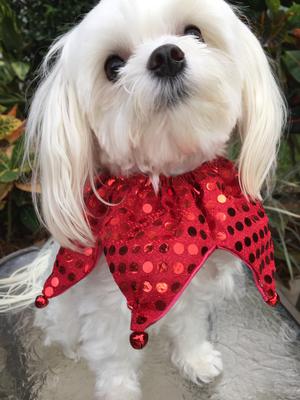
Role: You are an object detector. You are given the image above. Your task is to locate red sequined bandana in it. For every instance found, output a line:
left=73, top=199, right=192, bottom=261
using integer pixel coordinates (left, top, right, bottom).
left=36, top=158, right=279, bottom=349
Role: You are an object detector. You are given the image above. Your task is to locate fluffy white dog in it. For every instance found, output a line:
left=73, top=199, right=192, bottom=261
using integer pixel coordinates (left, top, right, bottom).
left=0, top=0, right=286, bottom=399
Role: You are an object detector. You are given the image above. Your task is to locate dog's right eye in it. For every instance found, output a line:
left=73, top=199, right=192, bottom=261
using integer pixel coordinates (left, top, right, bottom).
left=105, top=55, right=125, bottom=82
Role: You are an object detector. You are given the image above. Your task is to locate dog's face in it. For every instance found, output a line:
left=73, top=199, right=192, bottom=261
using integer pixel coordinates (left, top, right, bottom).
left=66, top=0, right=243, bottom=176
left=26, top=0, right=286, bottom=248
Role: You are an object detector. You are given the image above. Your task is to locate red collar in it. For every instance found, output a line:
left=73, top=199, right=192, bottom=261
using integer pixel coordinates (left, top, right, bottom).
left=36, top=157, right=279, bottom=349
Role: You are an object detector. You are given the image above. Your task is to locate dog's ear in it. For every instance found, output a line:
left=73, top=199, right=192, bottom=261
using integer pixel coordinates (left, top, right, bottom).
left=236, top=19, right=287, bottom=200
left=26, top=33, right=95, bottom=249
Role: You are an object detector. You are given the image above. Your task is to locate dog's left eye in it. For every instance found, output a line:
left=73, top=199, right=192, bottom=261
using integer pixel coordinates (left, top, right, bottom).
left=184, top=25, right=204, bottom=41
left=105, top=55, right=125, bottom=82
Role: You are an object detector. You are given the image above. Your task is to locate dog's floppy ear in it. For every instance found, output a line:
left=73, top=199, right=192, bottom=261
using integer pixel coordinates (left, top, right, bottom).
left=236, top=19, right=287, bottom=200
left=26, top=33, right=95, bottom=249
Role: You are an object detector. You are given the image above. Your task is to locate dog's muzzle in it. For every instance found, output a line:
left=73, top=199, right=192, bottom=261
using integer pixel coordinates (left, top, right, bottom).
left=147, top=44, right=186, bottom=78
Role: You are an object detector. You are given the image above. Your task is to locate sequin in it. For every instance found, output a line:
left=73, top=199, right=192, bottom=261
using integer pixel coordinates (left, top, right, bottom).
left=217, top=194, right=227, bottom=204
left=65, top=254, right=74, bottom=262
left=84, top=264, right=90, bottom=274
left=249, top=254, right=255, bottom=263
left=188, top=227, right=197, bottom=237
left=84, top=248, right=93, bottom=257
left=157, top=262, right=168, bottom=273
left=136, top=316, right=147, bottom=325
left=119, top=246, right=128, bottom=255
left=216, top=232, right=227, bottom=241
left=143, top=261, right=154, bottom=273
left=143, top=203, right=153, bottom=214
left=227, top=226, right=234, bottom=235
left=110, top=217, right=120, bottom=226
left=186, top=212, right=196, bottom=221
left=51, top=277, right=59, bottom=288
left=235, top=242, right=243, bottom=252
left=264, top=275, right=273, bottom=284
left=171, top=282, right=181, bottom=293
left=198, top=215, right=205, bottom=224
left=130, top=263, right=139, bottom=274
left=201, top=247, right=208, bottom=256
left=75, top=260, right=84, bottom=269
left=173, top=262, right=184, bottom=274
left=132, top=245, right=141, bottom=254
left=188, top=264, right=197, bottom=273
left=188, top=244, right=199, bottom=255
left=143, top=281, right=153, bottom=293
left=244, top=237, right=251, bottom=247
left=206, top=182, right=216, bottom=191
left=173, top=243, right=185, bottom=255
left=109, top=263, right=115, bottom=273
left=144, top=243, right=154, bottom=253
left=159, top=243, right=169, bottom=253
left=156, top=282, right=168, bottom=293
left=68, top=273, right=76, bottom=281
left=200, top=230, right=207, bottom=240
left=165, top=222, right=176, bottom=231
left=227, top=208, right=236, bottom=217
left=235, top=222, right=244, bottom=231
left=244, top=218, right=252, bottom=227
left=44, top=287, right=54, bottom=297
left=109, top=245, right=116, bottom=255
left=59, top=266, right=66, bottom=274
left=216, top=212, right=227, bottom=222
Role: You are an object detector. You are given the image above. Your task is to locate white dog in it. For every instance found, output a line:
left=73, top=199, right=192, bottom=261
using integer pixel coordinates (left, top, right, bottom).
left=0, top=0, right=286, bottom=399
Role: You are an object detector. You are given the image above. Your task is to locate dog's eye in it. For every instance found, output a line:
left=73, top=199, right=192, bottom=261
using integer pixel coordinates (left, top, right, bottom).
left=184, top=25, right=203, bottom=41
left=105, top=55, right=125, bottom=82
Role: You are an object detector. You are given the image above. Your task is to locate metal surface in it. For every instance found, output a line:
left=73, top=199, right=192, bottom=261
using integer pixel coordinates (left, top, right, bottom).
left=0, top=249, right=299, bottom=400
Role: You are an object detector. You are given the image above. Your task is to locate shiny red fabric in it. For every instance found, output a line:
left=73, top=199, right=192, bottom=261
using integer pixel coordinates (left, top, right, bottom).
left=37, top=158, right=278, bottom=347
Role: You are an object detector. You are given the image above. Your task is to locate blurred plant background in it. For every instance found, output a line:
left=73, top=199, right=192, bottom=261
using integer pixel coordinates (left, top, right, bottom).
left=0, top=0, right=299, bottom=286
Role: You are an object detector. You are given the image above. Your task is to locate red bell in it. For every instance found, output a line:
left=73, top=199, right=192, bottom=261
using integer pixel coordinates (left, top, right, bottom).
left=130, top=331, right=149, bottom=350
left=267, top=293, right=280, bottom=307
left=35, top=295, right=49, bottom=309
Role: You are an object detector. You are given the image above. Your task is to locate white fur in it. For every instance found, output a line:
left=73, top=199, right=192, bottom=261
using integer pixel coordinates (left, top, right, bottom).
left=0, top=0, right=286, bottom=399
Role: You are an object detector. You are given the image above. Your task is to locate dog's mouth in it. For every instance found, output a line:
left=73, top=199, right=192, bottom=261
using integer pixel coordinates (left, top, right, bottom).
left=155, top=77, right=189, bottom=109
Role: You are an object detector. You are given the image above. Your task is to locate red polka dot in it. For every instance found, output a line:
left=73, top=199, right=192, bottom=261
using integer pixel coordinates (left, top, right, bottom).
left=84, top=248, right=93, bottom=256
left=51, top=277, right=59, bottom=288
left=188, top=244, right=199, bottom=255
left=44, top=286, right=54, bottom=297
left=143, top=203, right=153, bottom=214
left=143, top=261, right=154, bottom=273
left=173, top=262, right=184, bottom=274
left=173, top=243, right=184, bottom=255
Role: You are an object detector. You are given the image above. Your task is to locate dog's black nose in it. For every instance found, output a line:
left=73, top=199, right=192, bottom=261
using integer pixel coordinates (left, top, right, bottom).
left=147, top=44, right=185, bottom=78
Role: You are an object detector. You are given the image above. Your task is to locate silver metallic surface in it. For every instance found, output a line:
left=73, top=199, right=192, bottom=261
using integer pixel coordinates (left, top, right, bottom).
left=0, top=249, right=299, bottom=400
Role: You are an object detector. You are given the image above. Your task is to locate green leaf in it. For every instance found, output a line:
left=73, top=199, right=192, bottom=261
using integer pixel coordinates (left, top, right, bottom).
left=266, top=0, right=281, bottom=14
left=288, top=3, right=300, bottom=29
left=282, top=50, right=300, bottom=83
left=0, top=60, right=14, bottom=84
left=10, top=137, right=24, bottom=169
left=0, top=152, right=10, bottom=172
left=11, top=62, right=30, bottom=81
left=20, top=206, right=40, bottom=233
left=0, top=169, right=19, bottom=183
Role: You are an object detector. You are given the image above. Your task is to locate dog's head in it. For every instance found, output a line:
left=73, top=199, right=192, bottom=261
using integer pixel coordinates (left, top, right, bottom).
left=26, top=0, right=286, bottom=247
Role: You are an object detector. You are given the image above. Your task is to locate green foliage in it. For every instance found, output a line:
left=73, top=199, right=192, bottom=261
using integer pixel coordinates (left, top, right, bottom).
left=0, top=107, right=40, bottom=244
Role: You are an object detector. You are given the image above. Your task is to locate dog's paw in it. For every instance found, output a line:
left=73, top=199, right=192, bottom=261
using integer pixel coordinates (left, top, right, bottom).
left=172, top=341, right=223, bottom=385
